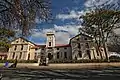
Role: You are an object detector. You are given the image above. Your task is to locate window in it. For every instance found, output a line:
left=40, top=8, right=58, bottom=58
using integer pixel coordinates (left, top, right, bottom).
left=34, top=53, right=37, bottom=60
left=48, top=47, right=52, bottom=49
left=29, top=47, right=31, bottom=51
left=4, top=56, right=7, bottom=60
left=97, top=52, right=99, bottom=56
left=0, top=56, right=2, bottom=60
left=57, top=52, right=59, bottom=59
left=78, top=43, right=81, bottom=49
left=77, top=38, right=79, bottom=41
left=42, top=48, right=44, bottom=50
left=12, top=52, right=15, bottom=59
left=49, top=42, right=51, bottom=46
left=64, top=52, right=67, bottom=59
left=85, top=43, right=89, bottom=48
left=48, top=53, right=53, bottom=60
left=84, top=38, right=87, bottom=40
left=57, top=48, right=59, bottom=50
left=19, top=52, right=22, bottom=59
left=21, top=45, right=23, bottom=50
left=86, top=50, right=91, bottom=59
left=14, top=45, right=17, bottom=50
left=64, top=47, right=67, bottom=49
left=16, top=40, right=18, bottom=43
left=28, top=53, right=30, bottom=60
left=35, top=48, right=38, bottom=51
left=78, top=51, right=82, bottom=58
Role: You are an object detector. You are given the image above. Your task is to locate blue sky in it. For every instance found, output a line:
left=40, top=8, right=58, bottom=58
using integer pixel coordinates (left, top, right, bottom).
left=28, top=0, right=120, bottom=45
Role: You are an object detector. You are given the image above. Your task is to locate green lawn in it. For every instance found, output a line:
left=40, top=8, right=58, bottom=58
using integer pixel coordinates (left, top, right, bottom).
left=0, top=63, right=4, bottom=67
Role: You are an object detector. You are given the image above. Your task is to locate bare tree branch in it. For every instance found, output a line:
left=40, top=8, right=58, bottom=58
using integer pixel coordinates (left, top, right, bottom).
left=0, top=0, right=51, bottom=36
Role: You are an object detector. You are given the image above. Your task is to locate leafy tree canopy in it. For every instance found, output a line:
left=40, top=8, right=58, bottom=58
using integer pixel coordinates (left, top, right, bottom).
left=0, top=28, right=15, bottom=52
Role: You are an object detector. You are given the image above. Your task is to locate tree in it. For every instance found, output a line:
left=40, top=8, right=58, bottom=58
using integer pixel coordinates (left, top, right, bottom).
left=0, top=28, right=15, bottom=52
left=80, top=9, right=120, bottom=61
left=0, top=0, right=51, bottom=36
left=108, top=31, right=120, bottom=53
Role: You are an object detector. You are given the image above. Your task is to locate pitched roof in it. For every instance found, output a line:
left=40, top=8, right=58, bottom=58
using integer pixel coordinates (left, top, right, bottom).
left=55, top=44, right=70, bottom=47
left=31, top=45, right=46, bottom=49
left=0, top=52, right=7, bottom=56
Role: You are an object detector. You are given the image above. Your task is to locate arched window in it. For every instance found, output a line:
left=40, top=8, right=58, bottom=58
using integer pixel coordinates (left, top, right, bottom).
left=12, top=52, right=15, bottom=59
left=64, top=52, right=67, bottom=59
left=78, top=51, right=82, bottom=58
left=86, top=50, right=91, bottom=59
left=21, top=45, right=23, bottom=50
left=78, top=43, right=81, bottom=49
left=14, top=45, right=17, bottom=50
left=34, top=53, right=37, bottom=60
left=28, top=53, right=30, bottom=60
left=49, top=42, right=51, bottom=46
left=19, top=52, right=22, bottom=59
left=57, top=52, right=59, bottom=59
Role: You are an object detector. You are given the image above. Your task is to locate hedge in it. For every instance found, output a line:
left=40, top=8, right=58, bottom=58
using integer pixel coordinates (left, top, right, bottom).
left=49, top=59, right=120, bottom=63
left=0, top=59, right=120, bottom=63
left=0, top=60, right=38, bottom=63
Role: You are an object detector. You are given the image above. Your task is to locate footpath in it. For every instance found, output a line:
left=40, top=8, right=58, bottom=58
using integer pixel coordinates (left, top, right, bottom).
left=1, top=63, right=120, bottom=69
left=14, top=63, right=120, bottom=69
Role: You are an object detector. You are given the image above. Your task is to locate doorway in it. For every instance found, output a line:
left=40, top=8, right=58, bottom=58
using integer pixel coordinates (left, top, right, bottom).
left=48, top=53, right=53, bottom=60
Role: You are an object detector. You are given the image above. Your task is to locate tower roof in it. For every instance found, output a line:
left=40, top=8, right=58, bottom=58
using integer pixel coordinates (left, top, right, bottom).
left=46, top=32, right=54, bottom=35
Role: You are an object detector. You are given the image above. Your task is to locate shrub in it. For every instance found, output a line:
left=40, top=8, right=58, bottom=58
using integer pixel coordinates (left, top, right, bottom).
left=0, top=59, right=120, bottom=63
left=0, top=60, right=37, bottom=63
left=48, top=59, right=120, bottom=63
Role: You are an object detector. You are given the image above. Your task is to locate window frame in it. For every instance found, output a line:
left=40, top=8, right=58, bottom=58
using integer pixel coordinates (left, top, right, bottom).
left=49, top=42, right=51, bottom=46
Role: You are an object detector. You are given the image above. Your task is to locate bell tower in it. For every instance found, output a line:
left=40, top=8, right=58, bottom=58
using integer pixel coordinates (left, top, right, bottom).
left=46, top=32, right=55, bottom=47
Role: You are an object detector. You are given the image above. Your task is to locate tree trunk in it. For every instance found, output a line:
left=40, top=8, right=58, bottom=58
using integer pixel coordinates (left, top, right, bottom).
left=103, top=41, right=109, bottom=62
left=95, top=40, right=103, bottom=60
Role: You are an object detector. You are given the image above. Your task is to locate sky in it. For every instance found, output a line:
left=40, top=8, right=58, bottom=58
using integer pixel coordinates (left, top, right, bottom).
left=28, top=0, right=120, bottom=45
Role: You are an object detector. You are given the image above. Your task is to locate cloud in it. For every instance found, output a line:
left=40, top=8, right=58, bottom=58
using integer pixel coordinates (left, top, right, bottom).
left=54, top=24, right=80, bottom=35
left=84, top=0, right=120, bottom=9
left=56, top=10, right=85, bottom=21
left=31, top=24, right=81, bottom=44
left=55, top=32, right=70, bottom=44
left=84, top=0, right=109, bottom=8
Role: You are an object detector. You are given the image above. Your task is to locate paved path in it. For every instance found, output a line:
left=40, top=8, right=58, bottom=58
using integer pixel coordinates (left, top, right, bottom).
left=1, top=63, right=120, bottom=69
left=16, top=63, right=120, bottom=69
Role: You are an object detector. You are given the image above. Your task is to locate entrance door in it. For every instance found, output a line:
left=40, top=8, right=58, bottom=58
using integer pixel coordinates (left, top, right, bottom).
left=48, top=53, right=53, bottom=60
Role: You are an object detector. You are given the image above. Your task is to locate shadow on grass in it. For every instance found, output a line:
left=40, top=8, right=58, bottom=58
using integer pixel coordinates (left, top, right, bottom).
left=1, top=68, right=120, bottom=80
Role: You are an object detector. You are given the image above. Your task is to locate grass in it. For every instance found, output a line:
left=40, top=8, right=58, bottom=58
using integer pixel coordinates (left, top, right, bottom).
left=0, top=63, right=4, bottom=67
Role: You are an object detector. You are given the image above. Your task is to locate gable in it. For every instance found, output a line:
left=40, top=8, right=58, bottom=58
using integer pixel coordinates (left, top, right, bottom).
left=70, top=33, right=93, bottom=43
left=11, top=37, right=36, bottom=46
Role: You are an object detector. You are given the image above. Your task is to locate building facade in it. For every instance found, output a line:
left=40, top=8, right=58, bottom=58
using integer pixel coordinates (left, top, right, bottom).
left=7, top=32, right=72, bottom=62
left=43, top=32, right=72, bottom=62
left=70, top=33, right=107, bottom=60
left=0, top=52, right=7, bottom=60
left=7, top=32, right=108, bottom=62
left=7, top=37, right=37, bottom=60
